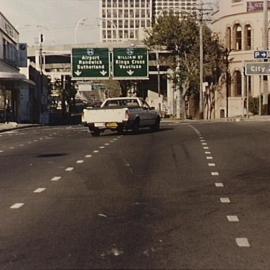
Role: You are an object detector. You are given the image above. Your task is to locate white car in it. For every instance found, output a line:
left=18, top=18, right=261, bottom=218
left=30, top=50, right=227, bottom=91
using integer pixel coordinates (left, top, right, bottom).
left=82, top=97, right=161, bottom=136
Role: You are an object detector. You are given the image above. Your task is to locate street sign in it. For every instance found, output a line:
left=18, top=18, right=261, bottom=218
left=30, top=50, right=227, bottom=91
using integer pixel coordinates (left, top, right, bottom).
left=112, top=47, right=149, bottom=80
left=254, top=50, right=270, bottom=59
left=72, top=48, right=110, bottom=80
left=245, top=62, right=270, bottom=75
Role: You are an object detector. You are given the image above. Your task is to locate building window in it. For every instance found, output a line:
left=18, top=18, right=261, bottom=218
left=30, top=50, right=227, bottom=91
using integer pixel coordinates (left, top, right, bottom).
left=234, top=24, right=242, bottom=50
left=245, top=25, right=252, bottom=50
left=234, top=70, right=242, bottom=96
left=226, top=27, right=231, bottom=50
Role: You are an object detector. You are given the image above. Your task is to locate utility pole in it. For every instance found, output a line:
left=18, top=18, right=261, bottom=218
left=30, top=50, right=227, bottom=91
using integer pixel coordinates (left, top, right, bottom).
left=156, top=50, right=161, bottom=113
left=263, top=0, right=269, bottom=114
left=39, top=33, right=44, bottom=121
left=197, top=1, right=212, bottom=119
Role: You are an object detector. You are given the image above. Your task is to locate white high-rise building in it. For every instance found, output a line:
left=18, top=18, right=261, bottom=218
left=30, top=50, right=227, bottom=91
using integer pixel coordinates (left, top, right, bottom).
left=100, top=0, right=152, bottom=43
left=153, top=0, right=199, bottom=18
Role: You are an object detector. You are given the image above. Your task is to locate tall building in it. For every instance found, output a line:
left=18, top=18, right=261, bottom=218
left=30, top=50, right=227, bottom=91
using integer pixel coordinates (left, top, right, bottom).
left=153, top=0, right=199, bottom=18
left=100, top=0, right=152, bottom=43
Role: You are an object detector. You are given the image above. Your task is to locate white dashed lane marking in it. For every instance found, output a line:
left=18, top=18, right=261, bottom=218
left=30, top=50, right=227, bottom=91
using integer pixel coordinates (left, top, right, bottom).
left=208, top=163, right=216, bottom=167
left=10, top=203, right=24, bottom=209
left=202, top=143, right=207, bottom=146
left=206, top=156, right=213, bottom=160
left=51, top=176, right=62, bottom=182
left=203, top=146, right=209, bottom=150
left=205, top=151, right=211, bottom=155
left=105, top=143, right=110, bottom=146
left=85, top=154, right=92, bottom=158
left=0, top=150, right=3, bottom=153
left=220, top=197, right=231, bottom=203
left=99, top=146, right=105, bottom=149
left=76, top=160, right=84, bottom=164
left=236, top=238, right=250, bottom=248
left=65, top=167, right=74, bottom=172
left=34, top=188, right=46, bottom=193
left=227, top=215, right=239, bottom=222
left=211, top=172, right=219, bottom=176
left=93, top=150, right=99, bottom=153
left=215, top=182, right=224, bottom=187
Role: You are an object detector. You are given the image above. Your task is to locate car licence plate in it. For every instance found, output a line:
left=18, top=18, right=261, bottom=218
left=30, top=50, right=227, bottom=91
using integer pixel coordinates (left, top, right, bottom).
left=106, top=122, right=118, bottom=129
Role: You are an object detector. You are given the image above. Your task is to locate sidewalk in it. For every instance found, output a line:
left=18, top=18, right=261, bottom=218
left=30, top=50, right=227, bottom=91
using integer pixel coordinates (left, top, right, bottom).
left=0, top=122, right=41, bottom=133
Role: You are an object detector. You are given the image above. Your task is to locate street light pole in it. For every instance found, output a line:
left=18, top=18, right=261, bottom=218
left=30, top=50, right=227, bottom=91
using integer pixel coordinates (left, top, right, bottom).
left=262, top=0, right=269, bottom=114
left=199, top=13, right=204, bottom=119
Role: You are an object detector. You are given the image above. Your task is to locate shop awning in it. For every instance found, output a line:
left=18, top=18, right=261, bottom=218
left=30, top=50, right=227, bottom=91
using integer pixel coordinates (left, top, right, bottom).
left=0, top=72, right=36, bottom=86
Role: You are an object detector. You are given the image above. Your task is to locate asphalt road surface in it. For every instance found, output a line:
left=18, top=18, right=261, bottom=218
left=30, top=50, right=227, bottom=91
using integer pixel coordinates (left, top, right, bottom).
left=1, top=121, right=270, bottom=270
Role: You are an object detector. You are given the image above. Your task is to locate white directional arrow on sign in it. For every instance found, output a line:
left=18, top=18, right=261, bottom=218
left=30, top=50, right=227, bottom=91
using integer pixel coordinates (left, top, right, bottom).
left=74, top=70, right=82, bottom=76
left=127, top=70, right=134, bottom=76
left=100, top=70, right=107, bottom=76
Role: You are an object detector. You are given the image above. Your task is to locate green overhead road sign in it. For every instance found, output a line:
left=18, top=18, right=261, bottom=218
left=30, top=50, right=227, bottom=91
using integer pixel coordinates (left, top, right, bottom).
left=112, top=48, right=149, bottom=80
left=245, top=62, right=270, bottom=75
left=72, top=48, right=110, bottom=80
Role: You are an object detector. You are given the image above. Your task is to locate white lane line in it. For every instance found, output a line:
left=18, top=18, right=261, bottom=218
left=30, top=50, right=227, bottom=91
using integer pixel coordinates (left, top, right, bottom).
left=76, top=160, right=84, bottom=164
left=205, top=151, right=211, bottom=155
left=203, top=146, right=209, bottom=150
left=208, top=163, right=216, bottom=167
left=51, top=176, right=62, bottom=182
left=227, top=215, right=239, bottom=222
left=10, top=203, right=24, bottom=209
left=85, top=154, right=92, bottom=158
left=211, top=172, right=219, bottom=176
left=236, top=238, right=250, bottom=248
left=206, top=156, right=213, bottom=160
left=105, top=143, right=110, bottom=146
left=220, top=197, right=231, bottom=203
left=34, top=188, right=46, bottom=193
left=99, top=146, right=105, bottom=149
left=215, top=182, right=224, bottom=187
left=93, top=150, right=99, bottom=153
left=65, top=167, right=74, bottom=172
left=202, top=143, right=207, bottom=146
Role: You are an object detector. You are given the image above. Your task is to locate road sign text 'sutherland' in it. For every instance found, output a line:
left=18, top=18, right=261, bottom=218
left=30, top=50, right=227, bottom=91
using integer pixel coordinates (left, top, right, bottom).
left=112, top=48, right=149, bottom=80
left=72, top=48, right=110, bottom=80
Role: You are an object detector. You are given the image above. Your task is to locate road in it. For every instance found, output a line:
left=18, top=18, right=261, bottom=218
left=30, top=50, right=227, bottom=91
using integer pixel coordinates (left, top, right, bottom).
left=0, top=121, right=270, bottom=269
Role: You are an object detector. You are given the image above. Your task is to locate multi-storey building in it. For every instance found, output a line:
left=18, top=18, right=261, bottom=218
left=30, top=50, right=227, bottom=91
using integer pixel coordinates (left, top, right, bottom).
left=100, top=0, right=152, bottom=42
left=153, top=0, right=199, bottom=18
left=212, top=0, right=270, bottom=118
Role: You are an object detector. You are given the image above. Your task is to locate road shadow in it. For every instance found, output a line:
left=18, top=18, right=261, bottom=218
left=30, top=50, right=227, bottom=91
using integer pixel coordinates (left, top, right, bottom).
left=99, top=127, right=174, bottom=137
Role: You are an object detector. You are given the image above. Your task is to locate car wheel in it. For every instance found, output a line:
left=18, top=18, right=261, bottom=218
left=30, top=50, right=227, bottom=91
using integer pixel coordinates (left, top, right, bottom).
left=132, top=118, right=140, bottom=134
left=151, top=117, right=160, bottom=131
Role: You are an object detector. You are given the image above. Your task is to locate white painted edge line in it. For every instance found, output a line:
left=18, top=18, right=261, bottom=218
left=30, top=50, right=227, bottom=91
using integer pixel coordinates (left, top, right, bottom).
left=208, top=163, right=216, bottom=167
left=10, top=203, right=24, bottom=209
left=51, top=176, right=62, bottom=181
left=215, top=182, right=224, bottom=187
left=76, top=160, right=84, bottom=164
left=206, top=156, right=213, bottom=160
left=203, top=146, right=209, bottom=150
left=211, top=172, right=219, bottom=176
left=85, top=154, right=92, bottom=158
left=93, top=150, right=99, bottom=153
left=236, top=238, right=250, bottom=248
left=65, top=167, right=74, bottom=172
left=220, top=197, right=231, bottom=203
left=34, top=188, right=46, bottom=193
left=227, top=215, right=239, bottom=222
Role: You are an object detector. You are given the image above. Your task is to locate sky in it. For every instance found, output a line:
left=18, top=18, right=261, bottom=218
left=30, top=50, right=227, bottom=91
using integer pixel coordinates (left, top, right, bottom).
left=1, top=0, right=100, bottom=45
